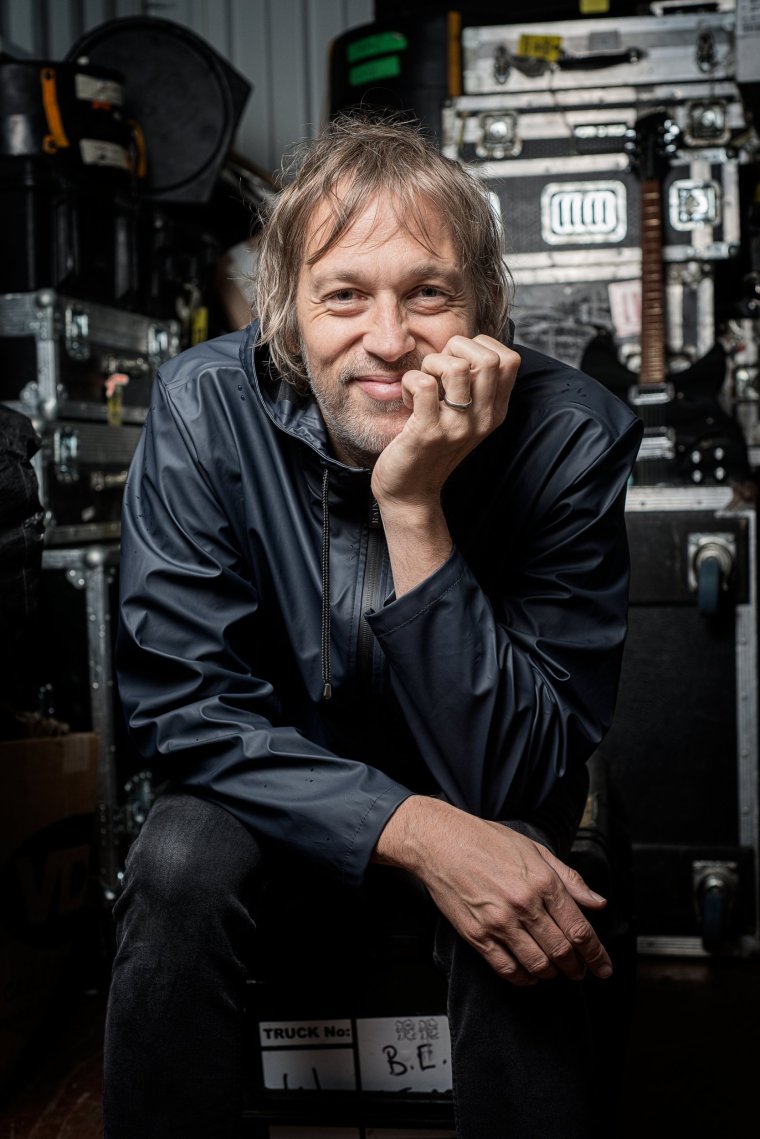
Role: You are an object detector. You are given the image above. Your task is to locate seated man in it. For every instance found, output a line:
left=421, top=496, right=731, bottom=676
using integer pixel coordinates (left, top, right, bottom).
left=104, top=114, right=643, bottom=1139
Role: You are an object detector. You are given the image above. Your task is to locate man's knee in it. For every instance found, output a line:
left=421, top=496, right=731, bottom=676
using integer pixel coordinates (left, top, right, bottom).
left=117, top=789, right=263, bottom=919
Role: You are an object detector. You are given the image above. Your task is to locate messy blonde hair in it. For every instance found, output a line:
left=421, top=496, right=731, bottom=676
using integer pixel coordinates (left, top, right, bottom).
left=254, top=113, right=511, bottom=387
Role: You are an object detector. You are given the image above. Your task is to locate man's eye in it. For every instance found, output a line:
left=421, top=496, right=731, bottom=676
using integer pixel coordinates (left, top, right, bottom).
left=327, top=290, right=359, bottom=303
left=414, top=286, right=446, bottom=300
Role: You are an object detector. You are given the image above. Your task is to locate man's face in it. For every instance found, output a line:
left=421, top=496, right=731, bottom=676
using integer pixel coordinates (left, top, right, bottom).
left=295, top=193, right=477, bottom=467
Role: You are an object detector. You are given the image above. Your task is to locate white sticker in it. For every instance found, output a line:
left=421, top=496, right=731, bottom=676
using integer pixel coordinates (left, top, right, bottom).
left=79, top=139, right=130, bottom=170
left=737, top=0, right=760, bottom=81
left=738, top=0, right=760, bottom=33
left=261, top=1047, right=356, bottom=1092
left=356, top=1016, right=452, bottom=1094
left=608, top=279, right=641, bottom=339
left=74, top=73, right=124, bottom=104
left=259, top=1019, right=354, bottom=1048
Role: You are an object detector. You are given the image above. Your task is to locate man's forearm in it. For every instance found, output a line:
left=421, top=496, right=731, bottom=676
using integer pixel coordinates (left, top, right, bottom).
left=377, top=500, right=453, bottom=598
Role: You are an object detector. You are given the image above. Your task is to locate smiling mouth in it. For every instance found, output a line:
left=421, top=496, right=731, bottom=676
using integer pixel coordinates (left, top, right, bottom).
left=353, top=375, right=405, bottom=402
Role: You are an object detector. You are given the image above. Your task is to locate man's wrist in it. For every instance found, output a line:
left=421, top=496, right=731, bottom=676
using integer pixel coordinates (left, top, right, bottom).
left=375, top=499, right=453, bottom=598
left=372, top=794, right=456, bottom=875
left=375, top=492, right=448, bottom=532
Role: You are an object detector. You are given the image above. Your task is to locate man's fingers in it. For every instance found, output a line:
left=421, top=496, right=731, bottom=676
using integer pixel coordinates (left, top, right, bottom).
left=421, top=335, right=515, bottom=416
left=563, top=915, right=613, bottom=978
left=499, top=934, right=561, bottom=981
left=419, top=351, right=474, bottom=410
left=490, top=853, right=613, bottom=981
left=472, top=332, right=517, bottom=357
left=541, top=846, right=609, bottom=910
left=399, top=371, right=443, bottom=420
left=492, top=909, right=610, bottom=982
left=489, top=908, right=587, bottom=981
left=477, top=939, right=541, bottom=987
left=539, top=890, right=614, bottom=979
left=463, top=333, right=519, bottom=410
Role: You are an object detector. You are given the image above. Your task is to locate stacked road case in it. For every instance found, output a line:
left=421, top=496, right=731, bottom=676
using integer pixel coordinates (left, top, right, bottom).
left=596, top=485, right=758, bottom=957
left=0, top=289, right=180, bottom=897
left=442, top=2, right=760, bottom=957
left=0, top=289, right=179, bottom=546
left=443, top=3, right=760, bottom=472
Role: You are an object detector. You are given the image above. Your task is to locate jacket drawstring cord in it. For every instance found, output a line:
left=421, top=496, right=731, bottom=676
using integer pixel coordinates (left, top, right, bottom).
left=320, top=466, right=332, bottom=700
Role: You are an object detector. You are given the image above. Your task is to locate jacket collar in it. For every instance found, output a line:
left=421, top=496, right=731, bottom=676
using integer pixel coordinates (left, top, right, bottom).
left=241, top=320, right=367, bottom=473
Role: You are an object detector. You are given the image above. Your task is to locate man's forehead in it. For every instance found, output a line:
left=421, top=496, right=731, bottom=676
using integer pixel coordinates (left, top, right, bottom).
left=302, top=189, right=457, bottom=261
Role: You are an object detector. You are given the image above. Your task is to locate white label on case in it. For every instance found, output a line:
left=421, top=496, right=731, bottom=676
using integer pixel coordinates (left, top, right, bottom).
left=356, top=1016, right=452, bottom=1093
left=261, top=1047, right=356, bottom=1092
left=74, top=73, right=124, bottom=104
left=79, top=138, right=130, bottom=170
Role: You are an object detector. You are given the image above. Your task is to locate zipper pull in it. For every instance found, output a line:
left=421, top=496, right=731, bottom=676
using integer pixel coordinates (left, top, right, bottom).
left=369, top=498, right=382, bottom=529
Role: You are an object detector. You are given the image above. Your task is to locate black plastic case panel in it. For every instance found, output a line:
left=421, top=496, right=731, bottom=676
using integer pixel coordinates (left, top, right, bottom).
left=596, top=488, right=759, bottom=956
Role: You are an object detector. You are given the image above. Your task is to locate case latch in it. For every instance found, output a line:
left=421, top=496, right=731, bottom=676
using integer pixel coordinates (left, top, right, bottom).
left=64, top=304, right=90, bottom=361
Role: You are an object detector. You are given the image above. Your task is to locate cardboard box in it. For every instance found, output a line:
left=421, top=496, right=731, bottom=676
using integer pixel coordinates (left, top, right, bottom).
left=0, top=732, right=98, bottom=1088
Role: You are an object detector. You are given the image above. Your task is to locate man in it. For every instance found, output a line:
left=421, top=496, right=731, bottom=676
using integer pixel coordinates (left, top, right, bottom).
left=104, top=115, right=643, bottom=1138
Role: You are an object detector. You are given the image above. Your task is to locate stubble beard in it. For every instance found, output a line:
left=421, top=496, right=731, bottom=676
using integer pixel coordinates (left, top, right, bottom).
left=300, top=341, right=423, bottom=468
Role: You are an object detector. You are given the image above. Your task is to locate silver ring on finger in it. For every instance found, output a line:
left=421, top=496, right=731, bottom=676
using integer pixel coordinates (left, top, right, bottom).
left=443, top=394, right=473, bottom=410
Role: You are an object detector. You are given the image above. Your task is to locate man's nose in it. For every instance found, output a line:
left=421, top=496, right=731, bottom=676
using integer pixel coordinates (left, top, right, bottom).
left=363, top=300, right=415, bottom=361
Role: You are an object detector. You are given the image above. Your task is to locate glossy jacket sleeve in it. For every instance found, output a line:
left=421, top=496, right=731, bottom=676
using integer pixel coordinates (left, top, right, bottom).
left=365, top=408, right=642, bottom=821
left=117, top=377, right=412, bottom=885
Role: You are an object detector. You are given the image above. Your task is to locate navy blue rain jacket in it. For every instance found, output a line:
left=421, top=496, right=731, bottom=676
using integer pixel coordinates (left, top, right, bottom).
left=117, top=322, right=643, bottom=884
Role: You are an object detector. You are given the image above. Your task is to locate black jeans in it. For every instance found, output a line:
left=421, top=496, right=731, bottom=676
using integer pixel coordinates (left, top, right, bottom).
left=103, top=791, right=607, bottom=1139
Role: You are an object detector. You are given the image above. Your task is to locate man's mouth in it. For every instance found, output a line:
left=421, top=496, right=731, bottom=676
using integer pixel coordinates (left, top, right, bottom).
left=353, top=375, right=405, bottom=402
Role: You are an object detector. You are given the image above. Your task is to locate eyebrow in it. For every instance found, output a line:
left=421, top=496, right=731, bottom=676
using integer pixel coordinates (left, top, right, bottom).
left=309, top=262, right=466, bottom=290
